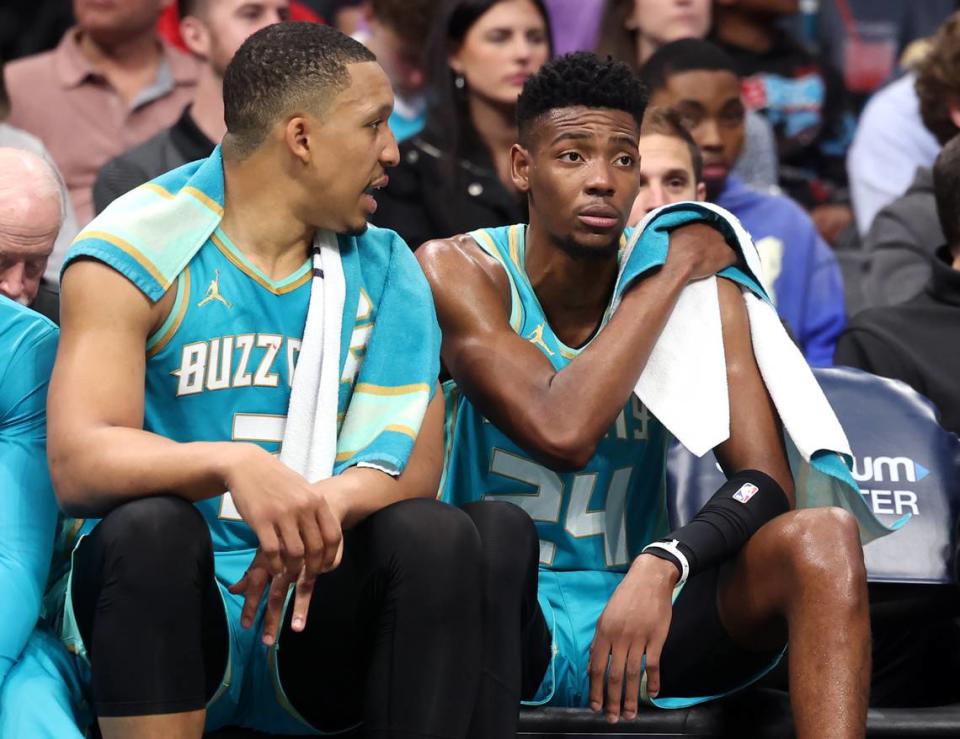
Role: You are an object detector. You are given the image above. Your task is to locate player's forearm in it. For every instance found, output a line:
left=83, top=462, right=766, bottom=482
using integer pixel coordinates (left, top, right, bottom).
left=49, top=427, right=241, bottom=516
left=527, top=262, right=690, bottom=465
left=327, top=465, right=434, bottom=529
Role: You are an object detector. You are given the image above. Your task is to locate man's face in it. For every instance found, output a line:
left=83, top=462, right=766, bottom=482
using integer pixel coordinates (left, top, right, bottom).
left=0, top=195, right=60, bottom=306
left=629, top=132, right=705, bottom=225
left=73, top=0, right=168, bottom=44
left=367, top=19, right=425, bottom=100
left=184, top=0, right=290, bottom=77
left=647, top=69, right=745, bottom=197
left=298, top=61, right=400, bottom=235
left=515, top=106, right=642, bottom=258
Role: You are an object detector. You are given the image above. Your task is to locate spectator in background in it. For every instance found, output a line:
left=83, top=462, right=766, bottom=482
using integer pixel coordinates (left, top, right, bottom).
left=0, top=148, right=66, bottom=325
left=156, top=0, right=318, bottom=50
left=836, top=135, right=960, bottom=436
left=304, top=0, right=370, bottom=33
left=542, top=0, right=606, bottom=55
left=0, top=64, right=77, bottom=282
left=355, top=0, right=439, bottom=143
left=3, top=0, right=199, bottom=226
left=628, top=106, right=705, bottom=224
left=642, top=39, right=846, bottom=367
left=372, top=0, right=551, bottom=250
left=597, top=0, right=778, bottom=190
left=814, top=0, right=951, bottom=113
left=846, top=52, right=940, bottom=237
left=859, top=14, right=960, bottom=309
left=713, top=0, right=856, bottom=246
left=94, top=0, right=290, bottom=213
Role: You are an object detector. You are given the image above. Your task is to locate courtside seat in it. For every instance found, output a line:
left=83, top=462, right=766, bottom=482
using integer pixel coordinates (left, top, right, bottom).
left=516, top=704, right=724, bottom=737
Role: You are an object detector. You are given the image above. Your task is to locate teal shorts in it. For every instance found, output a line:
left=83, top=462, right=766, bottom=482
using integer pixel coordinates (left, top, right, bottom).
left=527, top=567, right=785, bottom=709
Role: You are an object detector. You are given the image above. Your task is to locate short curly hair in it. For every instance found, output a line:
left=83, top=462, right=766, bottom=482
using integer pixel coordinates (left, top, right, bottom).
left=916, top=11, right=960, bottom=145
left=516, top=52, right=647, bottom=145
left=223, top=22, right=375, bottom=157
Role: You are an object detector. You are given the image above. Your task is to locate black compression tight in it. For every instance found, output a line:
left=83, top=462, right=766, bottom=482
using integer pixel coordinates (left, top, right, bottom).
left=71, top=495, right=546, bottom=738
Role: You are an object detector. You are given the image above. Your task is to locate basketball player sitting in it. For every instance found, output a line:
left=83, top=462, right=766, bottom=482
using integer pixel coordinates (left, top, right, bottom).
left=420, top=52, right=870, bottom=738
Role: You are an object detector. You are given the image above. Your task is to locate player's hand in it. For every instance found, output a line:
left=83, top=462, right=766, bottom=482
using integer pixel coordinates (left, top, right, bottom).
left=228, top=551, right=315, bottom=645
left=222, top=444, right=343, bottom=579
left=588, top=554, right=678, bottom=723
left=665, top=223, right=737, bottom=282
left=228, top=480, right=347, bottom=645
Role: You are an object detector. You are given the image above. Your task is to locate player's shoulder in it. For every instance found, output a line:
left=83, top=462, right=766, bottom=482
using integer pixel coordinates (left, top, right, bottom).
left=416, top=232, right=506, bottom=291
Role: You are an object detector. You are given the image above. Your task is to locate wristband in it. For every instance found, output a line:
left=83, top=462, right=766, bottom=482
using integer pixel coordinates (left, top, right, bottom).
left=641, top=538, right=690, bottom=588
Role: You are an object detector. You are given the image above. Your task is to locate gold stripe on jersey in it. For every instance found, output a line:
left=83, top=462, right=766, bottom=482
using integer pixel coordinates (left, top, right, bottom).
left=211, top=233, right=312, bottom=295
left=78, top=230, right=170, bottom=290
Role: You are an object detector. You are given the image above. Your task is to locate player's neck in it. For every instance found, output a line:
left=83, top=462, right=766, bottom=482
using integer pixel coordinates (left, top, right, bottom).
left=951, top=243, right=960, bottom=270
left=220, top=153, right=313, bottom=279
left=525, top=221, right=618, bottom=339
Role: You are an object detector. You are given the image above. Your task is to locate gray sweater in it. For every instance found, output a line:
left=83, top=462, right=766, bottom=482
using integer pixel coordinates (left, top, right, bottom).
left=862, top=167, right=943, bottom=308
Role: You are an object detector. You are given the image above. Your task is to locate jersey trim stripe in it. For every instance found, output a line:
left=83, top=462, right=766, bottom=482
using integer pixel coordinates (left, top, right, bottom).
left=210, top=233, right=312, bottom=295
left=146, top=267, right=191, bottom=358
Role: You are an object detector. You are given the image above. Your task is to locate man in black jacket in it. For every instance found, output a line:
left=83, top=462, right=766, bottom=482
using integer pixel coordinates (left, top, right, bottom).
left=836, top=134, right=960, bottom=436
left=93, top=0, right=289, bottom=213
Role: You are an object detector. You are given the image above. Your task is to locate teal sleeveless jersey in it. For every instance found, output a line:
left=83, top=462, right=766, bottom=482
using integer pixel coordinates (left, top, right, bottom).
left=77, top=227, right=323, bottom=554
left=439, top=224, right=672, bottom=572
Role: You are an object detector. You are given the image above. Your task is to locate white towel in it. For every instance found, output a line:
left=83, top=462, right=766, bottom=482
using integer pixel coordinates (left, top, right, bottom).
left=624, top=202, right=852, bottom=464
left=279, top=230, right=344, bottom=482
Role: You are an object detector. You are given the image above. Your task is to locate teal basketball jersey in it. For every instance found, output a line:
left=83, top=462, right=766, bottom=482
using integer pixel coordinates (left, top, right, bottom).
left=440, top=224, right=672, bottom=572
left=75, top=227, right=317, bottom=554
left=71, top=223, right=390, bottom=569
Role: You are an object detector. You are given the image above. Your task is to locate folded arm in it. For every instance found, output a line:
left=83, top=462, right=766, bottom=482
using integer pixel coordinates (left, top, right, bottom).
left=418, top=225, right=735, bottom=471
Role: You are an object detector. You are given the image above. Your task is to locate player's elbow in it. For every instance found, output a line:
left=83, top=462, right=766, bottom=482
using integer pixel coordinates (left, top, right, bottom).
left=534, top=427, right=598, bottom=472
left=48, top=442, right=100, bottom=517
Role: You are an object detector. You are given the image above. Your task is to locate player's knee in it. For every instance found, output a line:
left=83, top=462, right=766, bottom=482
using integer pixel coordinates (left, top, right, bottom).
left=461, top=500, right=539, bottom=580
left=95, top=495, right=211, bottom=576
left=378, top=498, right=482, bottom=570
left=782, top=507, right=866, bottom=595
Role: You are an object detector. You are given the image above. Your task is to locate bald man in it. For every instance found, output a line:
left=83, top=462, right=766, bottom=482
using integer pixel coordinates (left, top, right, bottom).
left=0, top=148, right=65, bottom=324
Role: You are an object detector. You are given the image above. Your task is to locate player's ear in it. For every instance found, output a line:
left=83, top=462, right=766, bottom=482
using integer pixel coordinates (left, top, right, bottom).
left=695, top=181, right=707, bottom=201
left=284, top=116, right=312, bottom=164
left=511, top=143, right=532, bottom=193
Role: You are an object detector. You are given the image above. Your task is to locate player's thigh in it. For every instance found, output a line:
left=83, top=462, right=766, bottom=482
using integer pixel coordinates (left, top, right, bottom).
left=0, top=628, right=91, bottom=739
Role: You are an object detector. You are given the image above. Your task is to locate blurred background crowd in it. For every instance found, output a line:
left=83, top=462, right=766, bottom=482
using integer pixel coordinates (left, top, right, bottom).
left=1, top=0, right=959, bottom=434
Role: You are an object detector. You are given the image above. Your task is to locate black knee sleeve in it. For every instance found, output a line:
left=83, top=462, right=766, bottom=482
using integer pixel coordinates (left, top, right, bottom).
left=72, top=496, right=227, bottom=716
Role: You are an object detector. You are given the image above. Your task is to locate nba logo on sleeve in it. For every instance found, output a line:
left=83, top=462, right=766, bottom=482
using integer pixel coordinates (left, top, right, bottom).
left=733, top=483, right=759, bottom=504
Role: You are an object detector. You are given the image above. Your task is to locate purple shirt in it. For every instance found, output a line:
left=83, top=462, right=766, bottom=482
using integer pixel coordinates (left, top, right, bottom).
left=544, top=0, right=605, bottom=55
